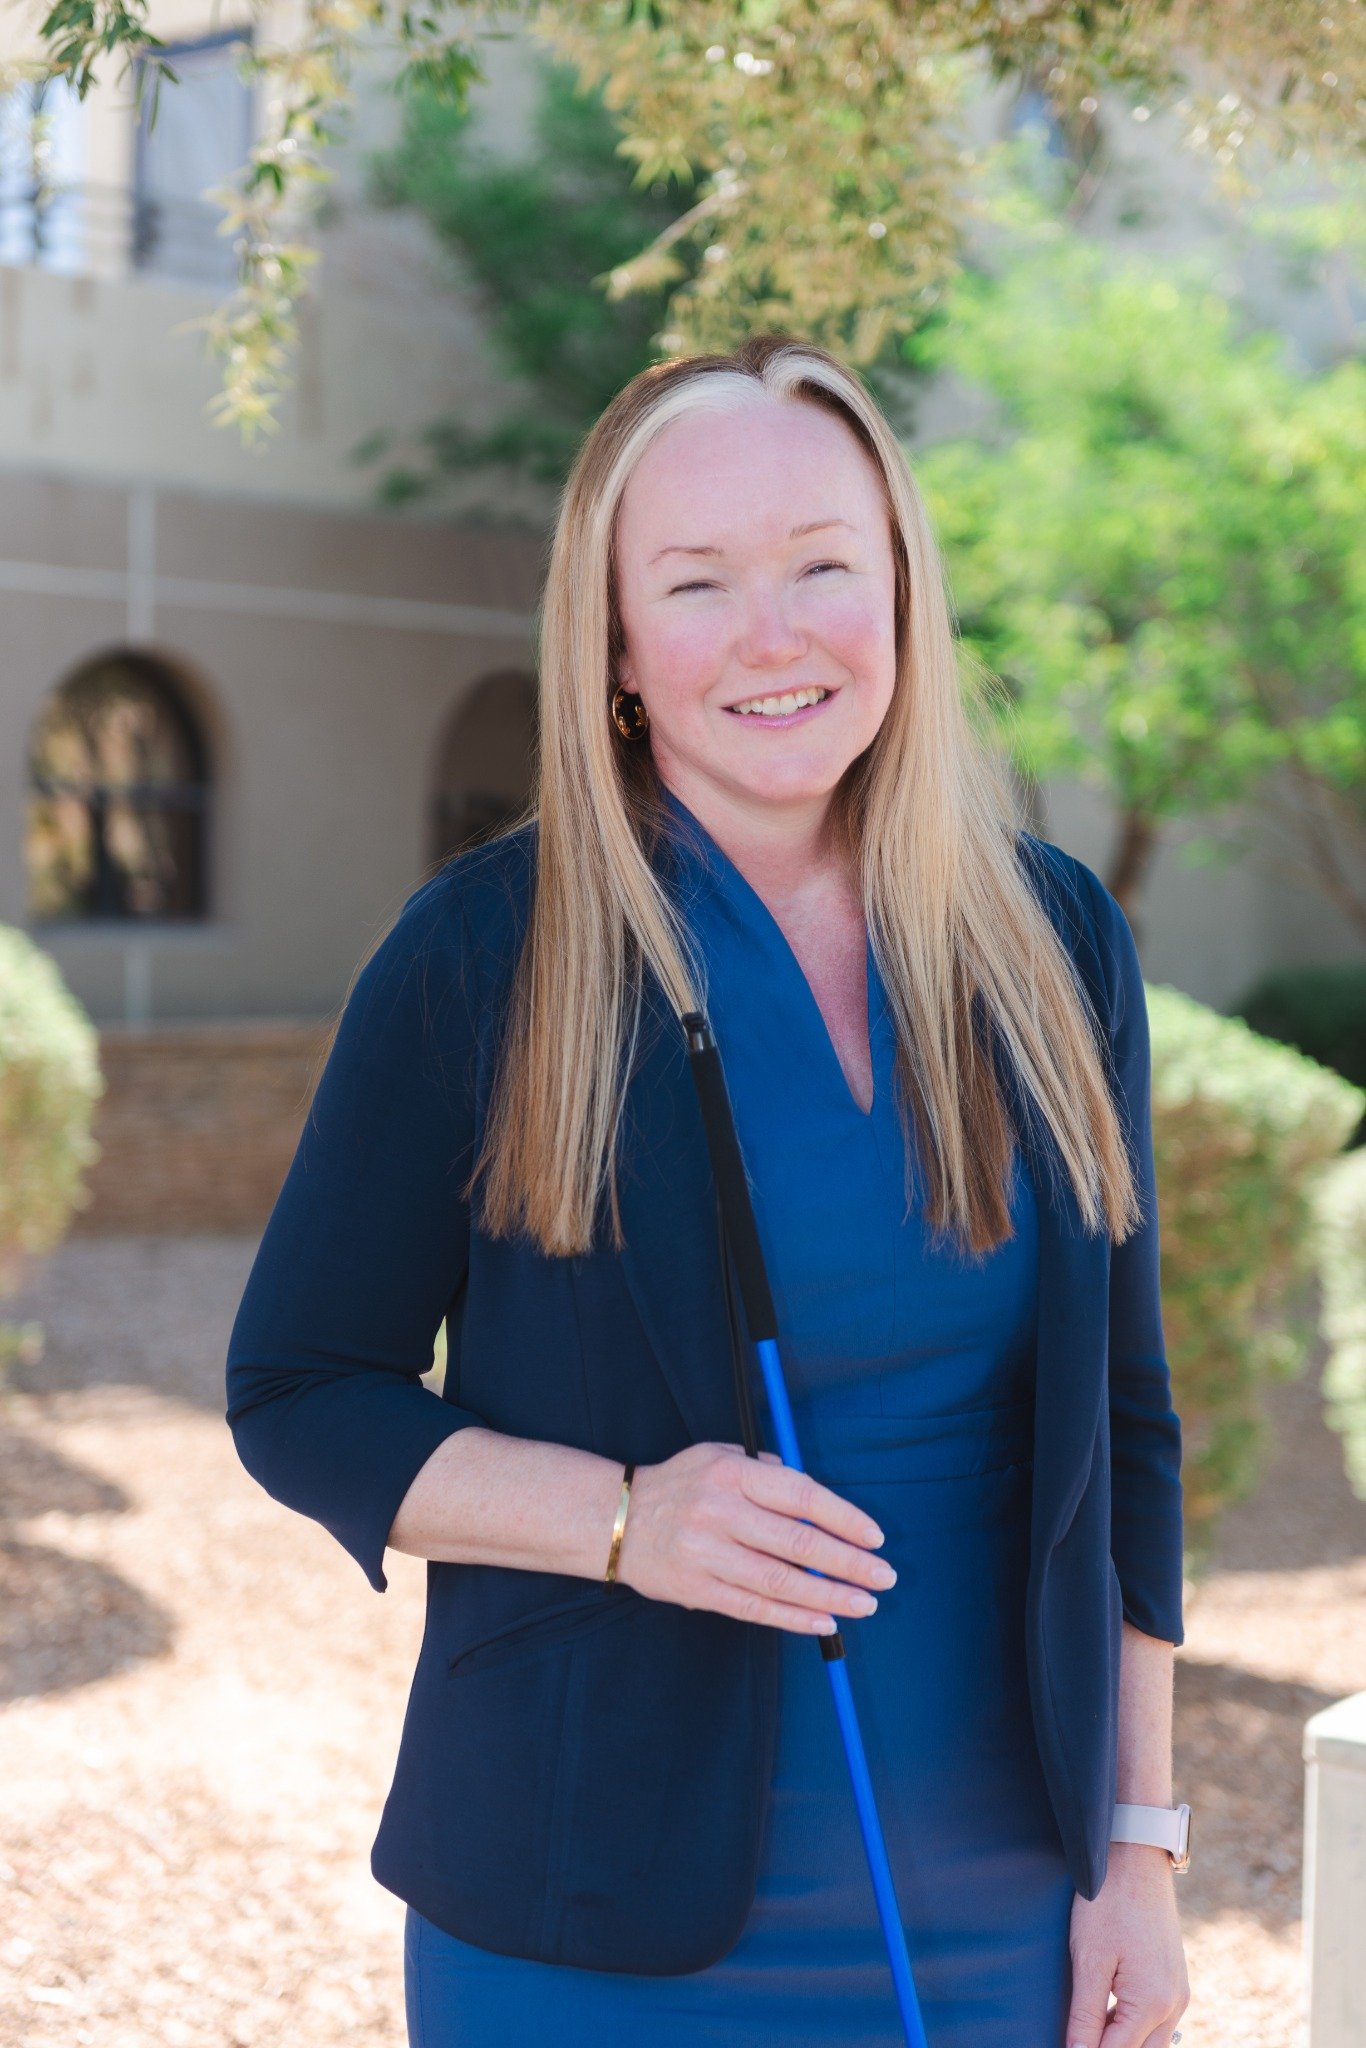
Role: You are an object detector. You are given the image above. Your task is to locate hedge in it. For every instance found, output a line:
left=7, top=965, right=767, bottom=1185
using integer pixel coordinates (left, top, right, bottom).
left=1147, top=982, right=1366, bottom=1562
left=1311, top=1147, right=1366, bottom=1502
left=0, top=925, right=103, bottom=1296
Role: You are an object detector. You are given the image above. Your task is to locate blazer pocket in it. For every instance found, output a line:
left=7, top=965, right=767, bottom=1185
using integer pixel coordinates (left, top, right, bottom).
left=448, top=1581, right=644, bottom=1679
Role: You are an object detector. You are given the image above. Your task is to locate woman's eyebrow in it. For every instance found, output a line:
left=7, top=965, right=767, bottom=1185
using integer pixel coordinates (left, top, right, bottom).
left=648, top=516, right=857, bottom=567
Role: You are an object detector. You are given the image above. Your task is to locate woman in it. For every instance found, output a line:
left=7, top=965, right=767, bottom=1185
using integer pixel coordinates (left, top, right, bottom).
left=226, top=334, right=1191, bottom=2048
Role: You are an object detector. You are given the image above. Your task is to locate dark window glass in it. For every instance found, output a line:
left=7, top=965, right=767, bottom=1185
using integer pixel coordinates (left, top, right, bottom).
left=27, top=653, right=209, bottom=922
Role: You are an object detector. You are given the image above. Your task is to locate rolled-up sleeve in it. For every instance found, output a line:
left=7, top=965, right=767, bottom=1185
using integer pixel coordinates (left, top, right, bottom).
left=225, top=872, right=488, bottom=1592
left=1080, top=863, right=1186, bottom=1647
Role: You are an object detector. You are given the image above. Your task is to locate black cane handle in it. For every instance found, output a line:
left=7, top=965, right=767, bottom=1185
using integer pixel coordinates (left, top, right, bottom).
left=682, top=1011, right=779, bottom=1344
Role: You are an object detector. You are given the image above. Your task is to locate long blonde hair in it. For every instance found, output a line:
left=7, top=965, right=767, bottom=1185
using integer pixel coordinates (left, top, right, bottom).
left=464, top=333, right=1141, bottom=1262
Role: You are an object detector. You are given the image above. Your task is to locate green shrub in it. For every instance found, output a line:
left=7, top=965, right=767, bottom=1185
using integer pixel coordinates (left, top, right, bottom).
left=1311, top=1147, right=1366, bottom=1502
left=0, top=925, right=104, bottom=1295
left=1148, top=983, right=1366, bottom=1563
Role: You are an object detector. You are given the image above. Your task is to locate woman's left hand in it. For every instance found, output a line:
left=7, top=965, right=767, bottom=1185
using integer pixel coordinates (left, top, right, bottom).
left=1064, top=1841, right=1190, bottom=2047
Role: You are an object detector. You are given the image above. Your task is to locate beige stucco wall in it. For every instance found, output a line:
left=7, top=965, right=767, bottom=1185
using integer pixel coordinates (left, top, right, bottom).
left=0, top=3, right=556, bottom=1025
left=0, top=3, right=548, bottom=509
left=0, top=21, right=1361, bottom=1035
left=0, top=467, right=541, bottom=1021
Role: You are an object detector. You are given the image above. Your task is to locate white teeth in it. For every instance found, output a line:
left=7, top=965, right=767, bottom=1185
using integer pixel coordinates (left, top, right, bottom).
left=729, top=686, right=828, bottom=717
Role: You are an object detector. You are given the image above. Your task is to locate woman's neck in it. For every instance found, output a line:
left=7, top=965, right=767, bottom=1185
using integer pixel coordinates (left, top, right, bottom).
left=658, top=772, right=853, bottom=916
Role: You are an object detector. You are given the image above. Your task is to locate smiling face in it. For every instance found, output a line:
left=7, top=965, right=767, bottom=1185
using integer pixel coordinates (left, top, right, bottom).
left=613, top=390, right=900, bottom=839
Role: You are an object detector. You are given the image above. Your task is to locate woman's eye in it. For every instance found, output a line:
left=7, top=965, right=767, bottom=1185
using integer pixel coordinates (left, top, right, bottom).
left=669, top=561, right=847, bottom=596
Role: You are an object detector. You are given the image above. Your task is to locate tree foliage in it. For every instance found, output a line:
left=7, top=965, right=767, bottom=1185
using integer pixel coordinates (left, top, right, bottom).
left=356, top=43, right=933, bottom=501
left=9, top=0, right=1365, bottom=432
left=916, top=225, right=1366, bottom=930
left=355, top=50, right=696, bottom=502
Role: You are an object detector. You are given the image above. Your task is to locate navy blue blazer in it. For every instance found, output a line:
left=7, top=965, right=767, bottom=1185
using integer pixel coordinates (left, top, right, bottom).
left=225, top=817, right=1184, bottom=1974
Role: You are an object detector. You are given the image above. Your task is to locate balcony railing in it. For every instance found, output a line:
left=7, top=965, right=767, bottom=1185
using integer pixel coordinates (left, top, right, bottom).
left=0, top=177, right=240, bottom=288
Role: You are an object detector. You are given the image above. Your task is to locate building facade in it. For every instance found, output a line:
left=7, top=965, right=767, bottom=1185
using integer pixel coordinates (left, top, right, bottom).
left=0, top=13, right=1360, bottom=1223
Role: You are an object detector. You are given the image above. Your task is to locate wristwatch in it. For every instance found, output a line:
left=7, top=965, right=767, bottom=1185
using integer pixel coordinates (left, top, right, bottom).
left=1110, top=1801, right=1192, bottom=1873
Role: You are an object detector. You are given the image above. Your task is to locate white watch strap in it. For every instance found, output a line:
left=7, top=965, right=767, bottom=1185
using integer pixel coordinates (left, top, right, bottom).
left=1110, top=1801, right=1192, bottom=1869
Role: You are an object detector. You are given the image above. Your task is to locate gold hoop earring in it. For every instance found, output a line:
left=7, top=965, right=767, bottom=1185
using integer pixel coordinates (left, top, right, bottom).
left=611, top=684, right=650, bottom=741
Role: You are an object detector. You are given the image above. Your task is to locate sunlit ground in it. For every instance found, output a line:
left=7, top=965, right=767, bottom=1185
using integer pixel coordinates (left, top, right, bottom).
left=1, top=1235, right=1361, bottom=2046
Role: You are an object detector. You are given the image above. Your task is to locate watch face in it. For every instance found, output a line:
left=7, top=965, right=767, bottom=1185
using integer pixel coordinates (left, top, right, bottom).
left=1173, top=1803, right=1192, bottom=1873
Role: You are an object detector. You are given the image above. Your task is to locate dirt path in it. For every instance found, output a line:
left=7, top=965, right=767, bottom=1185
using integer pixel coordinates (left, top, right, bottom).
left=2, top=1234, right=1363, bottom=2046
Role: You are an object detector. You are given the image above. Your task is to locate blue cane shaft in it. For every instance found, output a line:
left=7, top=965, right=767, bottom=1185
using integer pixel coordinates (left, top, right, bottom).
left=680, top=1011, right=929, bottom=2046
left=754, top=1335, right=930, bottom=2048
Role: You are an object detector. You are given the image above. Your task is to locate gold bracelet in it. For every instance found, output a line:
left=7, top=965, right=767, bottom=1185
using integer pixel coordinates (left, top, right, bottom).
left=604, top=1460, right=635, bottom=1584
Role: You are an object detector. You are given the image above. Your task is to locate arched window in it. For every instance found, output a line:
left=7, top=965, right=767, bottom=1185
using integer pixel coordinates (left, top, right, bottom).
left=430, top=671, right=537, bottom=868
left=26, top=651, right=210, bottom=922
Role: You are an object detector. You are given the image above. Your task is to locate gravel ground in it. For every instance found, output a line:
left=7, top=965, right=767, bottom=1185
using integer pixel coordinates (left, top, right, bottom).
left=2, top=1233, right=1364, bottom=2047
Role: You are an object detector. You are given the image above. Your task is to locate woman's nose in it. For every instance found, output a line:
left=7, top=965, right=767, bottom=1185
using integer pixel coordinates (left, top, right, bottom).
left=734, top=588, right=809, bottom=665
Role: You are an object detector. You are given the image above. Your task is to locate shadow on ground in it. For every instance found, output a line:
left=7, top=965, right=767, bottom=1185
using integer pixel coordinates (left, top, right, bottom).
left=1173, top=1656, right=1335, bottom=1934
left=0, top=1425, right=172, bottom=1701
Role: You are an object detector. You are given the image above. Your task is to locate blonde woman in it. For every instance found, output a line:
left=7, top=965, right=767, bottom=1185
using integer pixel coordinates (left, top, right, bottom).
left=226, top=335, right=1190, bottom=2048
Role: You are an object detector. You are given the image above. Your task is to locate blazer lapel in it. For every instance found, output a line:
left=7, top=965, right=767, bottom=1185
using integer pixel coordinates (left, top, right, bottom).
left=613, top=968, right=746, bottom=1448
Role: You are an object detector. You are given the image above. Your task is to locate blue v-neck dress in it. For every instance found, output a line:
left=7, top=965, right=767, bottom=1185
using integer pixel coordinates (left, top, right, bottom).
left=404, top=789, right=1076, bottom=2047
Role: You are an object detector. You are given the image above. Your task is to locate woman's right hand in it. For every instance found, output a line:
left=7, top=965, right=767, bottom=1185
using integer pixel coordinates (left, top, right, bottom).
left=613, top=1442, right=896, bottom=1633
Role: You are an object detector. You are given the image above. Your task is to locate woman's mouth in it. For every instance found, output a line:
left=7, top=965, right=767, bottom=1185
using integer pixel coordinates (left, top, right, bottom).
left=722, top=685, right=834, bottom=729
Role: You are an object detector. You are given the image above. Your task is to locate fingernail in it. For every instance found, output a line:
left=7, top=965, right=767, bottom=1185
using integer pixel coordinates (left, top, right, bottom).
left=866, top=1524, right=885, bottom=1546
